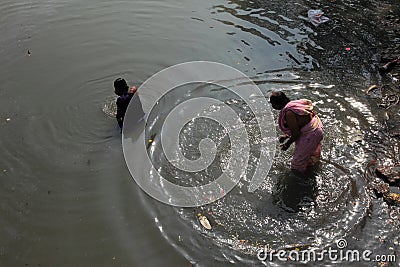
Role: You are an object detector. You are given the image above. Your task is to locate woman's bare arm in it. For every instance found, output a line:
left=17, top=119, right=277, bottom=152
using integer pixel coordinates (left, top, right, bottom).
left=281, top=110, right=301, bottom=150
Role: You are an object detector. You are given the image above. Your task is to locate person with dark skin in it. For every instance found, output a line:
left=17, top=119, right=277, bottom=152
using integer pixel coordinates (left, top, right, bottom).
left=270, top=91, right=323, bottom=172
left=114, top=78, right=137, bottom=129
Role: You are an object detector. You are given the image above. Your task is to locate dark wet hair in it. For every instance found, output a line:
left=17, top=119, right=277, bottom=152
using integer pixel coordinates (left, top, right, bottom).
left=269, top=91, right=290, bottom=107
left=114, top=78, right=129, bottom=95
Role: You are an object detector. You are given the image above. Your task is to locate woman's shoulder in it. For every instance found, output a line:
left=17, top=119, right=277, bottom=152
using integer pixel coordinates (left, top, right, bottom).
left=292, top=99, right=312, bottom=104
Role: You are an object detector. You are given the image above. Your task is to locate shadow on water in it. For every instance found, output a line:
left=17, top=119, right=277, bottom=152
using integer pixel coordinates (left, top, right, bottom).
left=273, top=168, right=319, bottom=213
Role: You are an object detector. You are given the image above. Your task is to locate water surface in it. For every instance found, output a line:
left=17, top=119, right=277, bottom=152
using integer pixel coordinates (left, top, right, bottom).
left=1, top=0, right=399, bottom=266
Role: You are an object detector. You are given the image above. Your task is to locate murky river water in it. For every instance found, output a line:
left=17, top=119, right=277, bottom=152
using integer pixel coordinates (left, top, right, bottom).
left=1, top=0, right=399, bottom=266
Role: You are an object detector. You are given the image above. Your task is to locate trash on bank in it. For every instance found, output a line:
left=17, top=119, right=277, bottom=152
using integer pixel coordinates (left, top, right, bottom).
left=366, top=161, right=400, bottom=207
left=372, top=181, right=400, bottom=207
left=383, top=192, right=400, bottom=206
left=375, top=165, right=400, bottom=185
left=379, top=58, right=399, bottom=74
left=308, top=10, right=330, bottom=26
left=378, top=94, right=399, bottom=109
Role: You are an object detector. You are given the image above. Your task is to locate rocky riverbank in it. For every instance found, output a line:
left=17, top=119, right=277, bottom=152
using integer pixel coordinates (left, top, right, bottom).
left=299, top=0, right=400, bottom=205
left=300, top=0, right=400, bottom=137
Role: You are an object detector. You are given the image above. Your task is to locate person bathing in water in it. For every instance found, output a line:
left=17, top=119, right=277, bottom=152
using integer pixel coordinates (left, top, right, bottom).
left=269, top=91, right=323, bottom=173
left=114, top=78, right=137, bottom=129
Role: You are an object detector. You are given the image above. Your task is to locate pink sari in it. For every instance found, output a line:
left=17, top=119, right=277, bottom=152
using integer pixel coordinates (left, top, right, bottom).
left=278, top=99, right=323, bottom=172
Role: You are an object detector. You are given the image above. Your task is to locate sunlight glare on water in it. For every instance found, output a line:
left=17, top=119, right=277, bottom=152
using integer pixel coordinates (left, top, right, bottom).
left=0, top=0, right=399, bottom=266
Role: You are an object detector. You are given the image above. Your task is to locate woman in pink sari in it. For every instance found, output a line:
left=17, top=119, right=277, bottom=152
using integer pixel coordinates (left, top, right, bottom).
left=269, top=91, right=323, bottom=173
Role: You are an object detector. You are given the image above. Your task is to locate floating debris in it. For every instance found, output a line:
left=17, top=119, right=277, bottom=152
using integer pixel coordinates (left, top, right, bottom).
left=280, top=243, right=313, bottom=251
left=198, top=213, right=211, bottom=230
left=146, top=133, right=157, bottom=149
left=378, top=94, right=399, bottom=109
left=372, top=183, right=400, bottom=207
left=365, top=161, right=400, bottom=207
left=383, top=192, right=400, bottom=206
left=307, top=10, right=329, bottom=26
left=383, top=112, right=389, bottom=121
left=6, top=118, right=11, bottom=122
left=365, top=84, right=378, bottom=94
left=27, top=50, right=31, bottom=56
left=379, top=58, right=399, bottom=74
left=375, top=165, right=400, bottom=185
left=375, top=235, right=386, bottom=243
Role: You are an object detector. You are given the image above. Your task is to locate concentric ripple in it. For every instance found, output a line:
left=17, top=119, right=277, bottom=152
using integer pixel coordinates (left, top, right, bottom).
left=140, top=79, right=374, bottom=266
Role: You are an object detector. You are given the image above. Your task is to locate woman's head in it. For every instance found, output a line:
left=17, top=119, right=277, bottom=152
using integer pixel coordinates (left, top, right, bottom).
left=269, top=91, right=290, bottom=110
left=114, top=78, right=129, bottom=96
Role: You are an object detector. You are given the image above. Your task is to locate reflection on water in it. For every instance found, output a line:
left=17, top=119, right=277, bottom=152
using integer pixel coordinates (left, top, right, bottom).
left=1, top=0, right=399, bottom=266
left=273, top=169, right=318, bottom=213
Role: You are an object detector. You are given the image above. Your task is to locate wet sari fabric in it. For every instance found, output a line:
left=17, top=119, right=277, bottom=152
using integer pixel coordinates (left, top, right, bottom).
left=278, top=99, right=323, bottom=172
